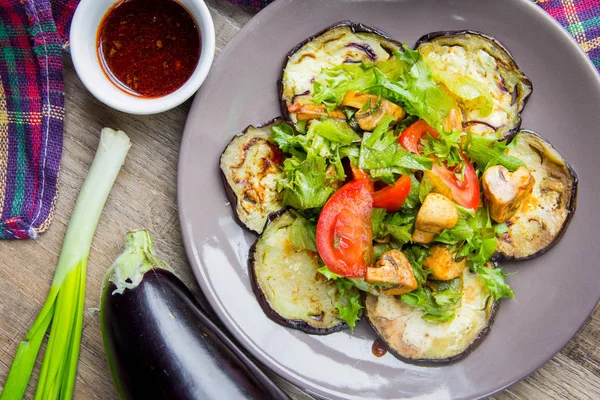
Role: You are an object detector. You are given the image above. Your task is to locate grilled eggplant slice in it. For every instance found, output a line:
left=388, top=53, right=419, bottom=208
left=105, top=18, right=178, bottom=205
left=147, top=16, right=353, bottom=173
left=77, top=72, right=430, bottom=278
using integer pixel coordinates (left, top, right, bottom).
left=250, top=209, right=352, bottom=334
left=280, top=22, right=402, bottom=125
left=416, top=31, right=532, bottom=138
left=496, top=130, right=577, bottom=260
left=220, top=119, right=285, bottom=233
left=366, top=267, right=496, bottom=363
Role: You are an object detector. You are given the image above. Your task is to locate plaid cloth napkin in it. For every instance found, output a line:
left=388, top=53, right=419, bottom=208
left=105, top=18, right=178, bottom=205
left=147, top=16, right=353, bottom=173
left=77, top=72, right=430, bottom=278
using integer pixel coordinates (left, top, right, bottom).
left=539, top=0, right=600, bottom=69
left=0, top=0, right=77, bottom=239
left=0, top=0, right=597, bottom=240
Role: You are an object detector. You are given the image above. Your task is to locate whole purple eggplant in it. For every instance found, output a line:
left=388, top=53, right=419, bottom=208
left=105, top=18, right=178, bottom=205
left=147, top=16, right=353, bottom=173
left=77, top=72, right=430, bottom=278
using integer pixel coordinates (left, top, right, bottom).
left=101, top=230, right=289, bottom=400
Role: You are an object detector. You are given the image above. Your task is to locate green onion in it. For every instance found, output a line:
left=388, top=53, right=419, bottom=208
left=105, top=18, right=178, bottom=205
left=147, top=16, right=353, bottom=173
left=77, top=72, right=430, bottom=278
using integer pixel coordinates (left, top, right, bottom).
left=1, top=128, right=131, bottom=400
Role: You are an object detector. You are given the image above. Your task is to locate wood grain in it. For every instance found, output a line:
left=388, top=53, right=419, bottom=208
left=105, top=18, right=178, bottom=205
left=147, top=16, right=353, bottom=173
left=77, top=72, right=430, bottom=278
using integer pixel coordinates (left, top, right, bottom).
left=0, top=1, right=598, bottom=399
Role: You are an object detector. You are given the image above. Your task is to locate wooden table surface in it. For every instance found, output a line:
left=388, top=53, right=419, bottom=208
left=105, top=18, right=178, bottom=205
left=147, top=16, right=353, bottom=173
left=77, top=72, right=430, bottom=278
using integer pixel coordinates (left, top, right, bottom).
left=1, top=1, right=599, bottom=399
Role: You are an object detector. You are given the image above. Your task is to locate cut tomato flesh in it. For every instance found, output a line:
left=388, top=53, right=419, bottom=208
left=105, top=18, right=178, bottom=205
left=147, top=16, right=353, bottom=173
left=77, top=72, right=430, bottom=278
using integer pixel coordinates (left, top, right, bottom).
left=399, top=120, right=479, bottom=210
left=316, top=179, right=373, bottom=278
left=398, top=120, right=439, bottom=153
left=372, top=175, right=412, bottom=212
left=432, top=156, right=480, bottom=210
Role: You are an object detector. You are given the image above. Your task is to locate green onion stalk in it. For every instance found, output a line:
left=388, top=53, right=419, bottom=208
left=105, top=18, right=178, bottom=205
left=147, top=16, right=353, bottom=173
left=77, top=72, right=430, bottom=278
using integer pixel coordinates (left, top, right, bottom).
left=0, top=128, right=131, bottom=400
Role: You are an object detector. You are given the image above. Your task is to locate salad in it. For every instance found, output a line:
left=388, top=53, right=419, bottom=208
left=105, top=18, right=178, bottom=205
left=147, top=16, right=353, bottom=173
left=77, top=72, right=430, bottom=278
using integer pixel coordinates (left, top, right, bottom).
left=220, top=23, right=577, bottom=363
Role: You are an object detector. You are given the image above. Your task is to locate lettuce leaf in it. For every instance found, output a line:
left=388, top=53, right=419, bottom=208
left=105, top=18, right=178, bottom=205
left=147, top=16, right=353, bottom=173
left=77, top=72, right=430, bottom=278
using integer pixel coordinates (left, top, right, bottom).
left=371, top=208, right=416, bottom=246
left=402, top=245, right=431, bottom=286
left=359, top=116, right=432, bottom=185
left=317, top=267, right=363, bottom=329
left=312, top=48, right=457, bottom=132
left=271, top=120, right=360, bottom=210
left=279, top=155, right=334, bottom=210
left=310, top=118, right=360, bottom=146
left=374, top=49, right=457, bottom=131
left=434, top=206, right=514, bottom=300
left=317, top=266, right=343, bottom=280
left=427, top=68, right=494, bottom=117
left=334, top=279, right=364, bottom=330
left=403, top=173, right=422, bottom=210
left=421, top=129, right=464, bottom=168
left=465, top=134, right=525, bottom=173
left=371, top=208, right=387, bottom=238
left=401, top=286, right=460, bottom=323
left=289, top=216, right=317, bottom=252
left=472, top=264, right=514, bottom=300
left=313, top=63, right=379, bottom=110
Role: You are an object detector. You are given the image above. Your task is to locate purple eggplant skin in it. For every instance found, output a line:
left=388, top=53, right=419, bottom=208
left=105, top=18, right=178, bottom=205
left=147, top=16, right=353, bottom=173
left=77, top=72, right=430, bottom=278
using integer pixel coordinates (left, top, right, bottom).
left=101, top=268, right=290, bottom=400
left=365, top=299, right=499, bottom=366
left=365, top=267, right=499, bottom=365
left=278, top=21, right=403, bottom=123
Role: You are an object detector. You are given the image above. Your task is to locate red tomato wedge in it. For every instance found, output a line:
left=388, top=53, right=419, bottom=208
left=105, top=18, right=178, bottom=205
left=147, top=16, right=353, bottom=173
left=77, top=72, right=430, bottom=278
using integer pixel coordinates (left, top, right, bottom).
left=399, top=120, right=480, bottom=210
left=349, top=164, right=374, bottom=191
left=432, top=156, right=480, bottom=210
left=398, top=120, right=439, bottom=153
left=316, top=179, right=373, bottom=278
left=372, top=175, right=412, bottom=212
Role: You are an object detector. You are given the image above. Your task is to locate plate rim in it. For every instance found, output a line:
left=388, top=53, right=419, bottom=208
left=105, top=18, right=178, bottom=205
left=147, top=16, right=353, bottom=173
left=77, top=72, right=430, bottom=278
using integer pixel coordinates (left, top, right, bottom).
left=177, top=0, right=600, bottom=398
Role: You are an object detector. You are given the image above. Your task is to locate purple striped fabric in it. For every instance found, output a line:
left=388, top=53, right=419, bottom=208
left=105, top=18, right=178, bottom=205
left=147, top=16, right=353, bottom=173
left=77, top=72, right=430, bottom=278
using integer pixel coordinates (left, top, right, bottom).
left=537, top=0, right=600, bottom=70
left=0, top=0, right=77, bottom=239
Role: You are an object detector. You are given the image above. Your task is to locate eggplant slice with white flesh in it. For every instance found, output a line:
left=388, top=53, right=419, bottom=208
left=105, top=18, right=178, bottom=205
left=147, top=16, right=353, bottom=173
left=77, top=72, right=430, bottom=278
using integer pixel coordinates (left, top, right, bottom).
left=416, top=31, right=532, bottom=138
left=280, top=21, right=402, bottom=126
left=366, top=267, right=496, bottom=363
left=250, top=209, right=354, bottom=334
left=496, top=130, right=578, bottom=260
left=220, top=119, right=285, bottom=234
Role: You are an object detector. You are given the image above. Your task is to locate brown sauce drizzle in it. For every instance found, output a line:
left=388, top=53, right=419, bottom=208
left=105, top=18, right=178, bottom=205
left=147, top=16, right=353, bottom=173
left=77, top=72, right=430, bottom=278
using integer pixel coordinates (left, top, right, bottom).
left=371, top=338, right=388, bottom=358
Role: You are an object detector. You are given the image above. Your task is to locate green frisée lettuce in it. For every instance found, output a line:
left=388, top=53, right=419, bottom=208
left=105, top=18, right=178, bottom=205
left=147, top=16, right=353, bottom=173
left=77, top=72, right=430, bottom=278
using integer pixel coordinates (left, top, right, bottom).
left=312, top=48, right=456, bottom=131
left=317, top=267, right=363, bottom=329
left=278, top=155, right=334, bottom=210
left=472, top=264, right=514, bottom=301
left=403, top=173, right=422, bottom=209
left=427, top=67, right=494, bottom=117
left=312, top=118, right=360, bottom=145
left=465, top=134, right=525, bottom=172
left=435, top=206, right=514, bottom=300
left=401, top=286, right=461, bottom=323
left=421, top=129, right=464, bottom=168
left=333, top=279, right=364, bottom=330
left=272, top=120, right=359, bottom=209
left=373, top=50, right=456, bottom=131
left=1, top=128, right=130, bottom=400
left=359, top=115, right=432, bottom=184
left=402, top=245, right=431, bottom=286
left=372, top=207, right=416, bottom=246
left=371, top=208, right=387, bottom=238
left=313, top=63, right=378, bottom=110
left=289, top=216, right=318, bottom=253
left=400, top=247, right=462, bottom=323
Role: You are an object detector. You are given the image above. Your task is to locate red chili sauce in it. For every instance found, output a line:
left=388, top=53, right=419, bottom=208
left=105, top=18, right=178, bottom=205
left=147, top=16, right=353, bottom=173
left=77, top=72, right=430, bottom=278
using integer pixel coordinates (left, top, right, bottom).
left=97, top=0, right=201, bottom=98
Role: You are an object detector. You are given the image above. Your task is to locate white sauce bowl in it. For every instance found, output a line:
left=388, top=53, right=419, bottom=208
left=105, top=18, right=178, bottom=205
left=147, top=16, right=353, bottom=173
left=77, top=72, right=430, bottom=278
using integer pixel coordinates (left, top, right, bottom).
left=70, top=0, right=215, bottom=115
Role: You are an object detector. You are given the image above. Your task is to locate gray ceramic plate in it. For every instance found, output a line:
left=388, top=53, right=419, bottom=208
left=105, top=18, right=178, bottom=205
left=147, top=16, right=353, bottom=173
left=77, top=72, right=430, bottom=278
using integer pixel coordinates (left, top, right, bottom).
left=178, top=0, right=600, bottom=398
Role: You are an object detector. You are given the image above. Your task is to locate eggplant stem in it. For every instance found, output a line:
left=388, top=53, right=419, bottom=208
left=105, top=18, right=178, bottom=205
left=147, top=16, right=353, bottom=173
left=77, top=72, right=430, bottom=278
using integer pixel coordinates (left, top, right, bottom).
left=104, top=230, right=170, bottom=296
